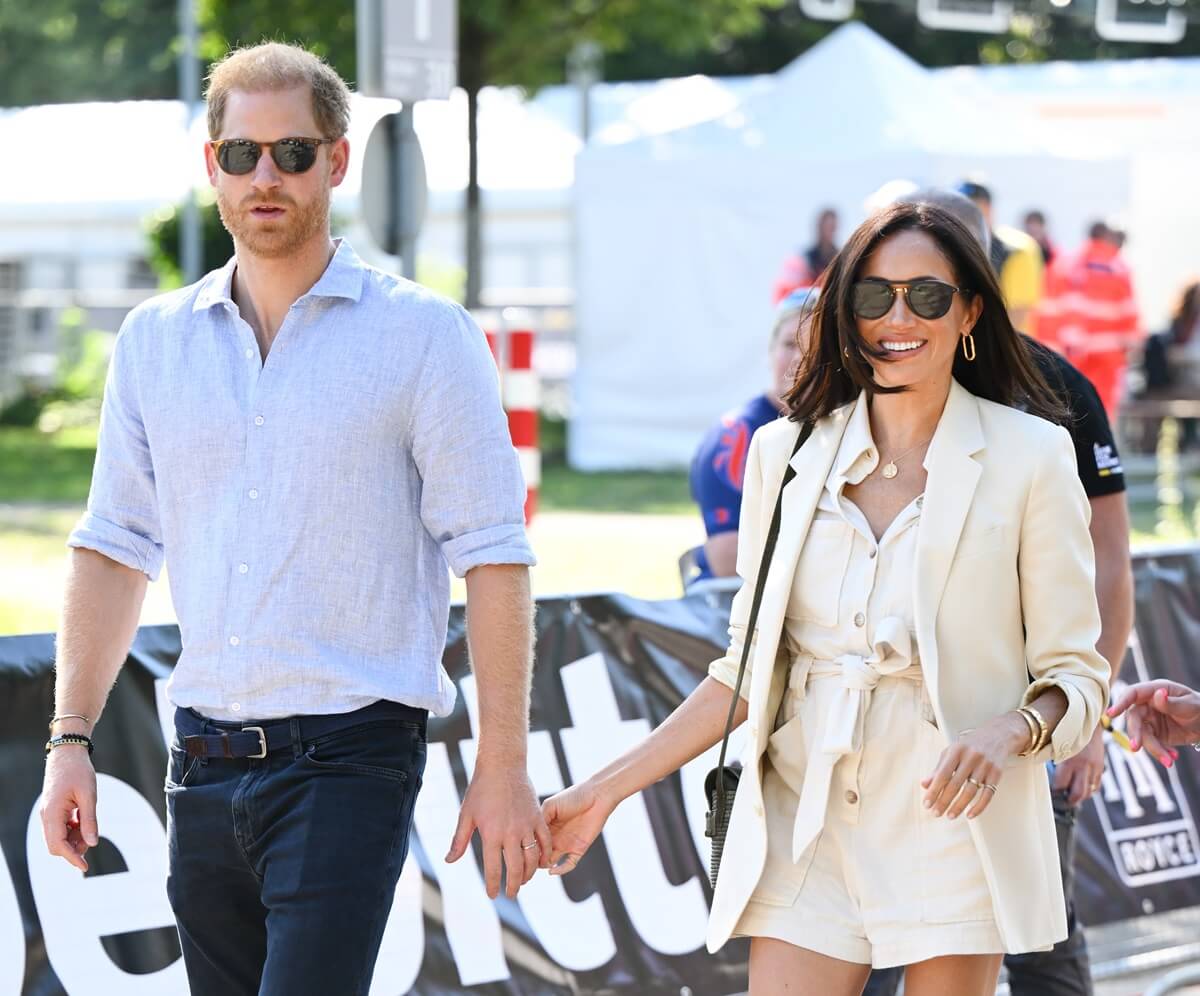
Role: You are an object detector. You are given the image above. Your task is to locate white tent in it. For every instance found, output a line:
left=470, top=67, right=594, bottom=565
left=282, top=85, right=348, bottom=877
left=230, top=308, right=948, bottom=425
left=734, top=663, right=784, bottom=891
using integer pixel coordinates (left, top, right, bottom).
left=570, top=23, right=1131, bottom=470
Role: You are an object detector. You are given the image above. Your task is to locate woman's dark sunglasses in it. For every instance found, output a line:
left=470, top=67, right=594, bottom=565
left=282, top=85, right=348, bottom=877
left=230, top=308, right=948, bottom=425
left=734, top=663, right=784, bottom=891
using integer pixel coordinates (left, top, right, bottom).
left=210, top=137, right=334, bottom=176
left=851, top=279, right=970, bottom=321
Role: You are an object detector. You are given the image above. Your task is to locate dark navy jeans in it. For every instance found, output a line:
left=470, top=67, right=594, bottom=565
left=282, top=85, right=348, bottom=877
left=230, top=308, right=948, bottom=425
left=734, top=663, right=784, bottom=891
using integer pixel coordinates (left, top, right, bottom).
left=165, top=701, right=427, bottom=996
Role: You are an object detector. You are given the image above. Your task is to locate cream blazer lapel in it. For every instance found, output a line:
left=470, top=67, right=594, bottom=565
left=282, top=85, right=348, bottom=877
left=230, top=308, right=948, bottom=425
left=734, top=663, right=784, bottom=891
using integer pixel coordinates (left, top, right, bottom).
left=913, top=379, right=984, bottom=723
left=745, top=406, right=854, bottom=745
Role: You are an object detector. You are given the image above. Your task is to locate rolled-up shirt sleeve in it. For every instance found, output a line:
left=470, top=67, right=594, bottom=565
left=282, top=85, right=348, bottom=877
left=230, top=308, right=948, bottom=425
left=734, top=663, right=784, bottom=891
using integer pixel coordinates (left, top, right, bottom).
left=67, top=321, right=164, bottom=579
left=410, top=304, right=536, bottom=577
left=708, top=431, right=767, bottom=699
left=1018, top=425, right=1110, bottom=762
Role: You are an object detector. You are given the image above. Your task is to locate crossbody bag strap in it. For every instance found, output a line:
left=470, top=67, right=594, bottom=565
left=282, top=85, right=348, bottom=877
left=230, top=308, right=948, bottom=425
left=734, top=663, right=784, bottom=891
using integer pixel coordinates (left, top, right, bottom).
left=713, top=419, right=813, bottom=815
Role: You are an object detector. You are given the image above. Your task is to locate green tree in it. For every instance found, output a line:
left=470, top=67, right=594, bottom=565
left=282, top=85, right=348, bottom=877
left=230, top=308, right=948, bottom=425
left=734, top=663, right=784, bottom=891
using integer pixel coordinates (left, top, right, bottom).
left=0, top=0, right=178, bottom=105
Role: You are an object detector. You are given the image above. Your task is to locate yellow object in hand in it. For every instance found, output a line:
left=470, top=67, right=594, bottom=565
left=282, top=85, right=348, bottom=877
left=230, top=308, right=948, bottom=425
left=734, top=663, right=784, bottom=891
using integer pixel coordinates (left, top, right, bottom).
left=1100, top=712, right=1133, bottom=752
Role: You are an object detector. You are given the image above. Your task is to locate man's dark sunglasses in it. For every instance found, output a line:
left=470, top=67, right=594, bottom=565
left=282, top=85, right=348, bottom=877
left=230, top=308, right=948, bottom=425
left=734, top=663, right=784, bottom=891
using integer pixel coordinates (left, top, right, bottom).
left=851, top=279, right=970, bottom=321
left=210, top=137, right=334, bottom=176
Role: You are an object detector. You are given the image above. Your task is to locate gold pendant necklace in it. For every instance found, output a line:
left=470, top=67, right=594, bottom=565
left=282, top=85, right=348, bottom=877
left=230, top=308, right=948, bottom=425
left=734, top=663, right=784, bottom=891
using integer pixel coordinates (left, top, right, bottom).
left=878, top=436, right=933, bottom=479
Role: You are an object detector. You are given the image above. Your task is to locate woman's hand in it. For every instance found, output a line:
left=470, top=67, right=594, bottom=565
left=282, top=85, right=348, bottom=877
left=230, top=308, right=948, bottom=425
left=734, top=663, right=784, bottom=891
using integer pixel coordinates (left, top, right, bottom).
left=542, top=779, right=618, bottom=876
left=1107, top=680, right=1200, bottom=764
left=922, top=713, right=1028, bottom=821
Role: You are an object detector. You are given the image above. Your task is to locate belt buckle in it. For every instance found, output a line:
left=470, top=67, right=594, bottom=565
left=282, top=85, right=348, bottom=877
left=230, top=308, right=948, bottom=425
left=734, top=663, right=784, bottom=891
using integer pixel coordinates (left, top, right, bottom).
left=243, top=726, right=267, bottom=759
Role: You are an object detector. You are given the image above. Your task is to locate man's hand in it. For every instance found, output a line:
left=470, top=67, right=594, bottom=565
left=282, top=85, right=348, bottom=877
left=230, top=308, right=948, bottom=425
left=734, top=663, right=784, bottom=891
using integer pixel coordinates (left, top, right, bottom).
left=445, top=760, right=550, bottom=899
left=40, top=747, right=99, bottom=872
left=1054, top=725, right=1106, bottom=805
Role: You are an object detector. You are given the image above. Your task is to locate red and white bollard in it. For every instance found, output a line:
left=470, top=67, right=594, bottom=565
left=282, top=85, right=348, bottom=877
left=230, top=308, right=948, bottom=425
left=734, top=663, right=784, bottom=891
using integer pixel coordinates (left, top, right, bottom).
left=482, top=324, right=539, bottom=524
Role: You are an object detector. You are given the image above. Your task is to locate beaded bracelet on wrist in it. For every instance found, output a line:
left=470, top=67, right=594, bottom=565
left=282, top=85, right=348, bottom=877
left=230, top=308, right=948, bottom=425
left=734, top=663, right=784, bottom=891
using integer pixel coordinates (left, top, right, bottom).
left=45, top=733, right=94, bottom=757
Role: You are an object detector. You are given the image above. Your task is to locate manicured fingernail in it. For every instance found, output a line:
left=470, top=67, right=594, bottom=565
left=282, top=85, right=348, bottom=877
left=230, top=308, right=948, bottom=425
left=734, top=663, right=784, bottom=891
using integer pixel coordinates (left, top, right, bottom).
left=1164, top=757, right=1174, bottom=767
left=84, top=832, right=98, bottom=846
left=948, top=812, right=957, bottom=820
left=923, top=798, right=932, bottom=808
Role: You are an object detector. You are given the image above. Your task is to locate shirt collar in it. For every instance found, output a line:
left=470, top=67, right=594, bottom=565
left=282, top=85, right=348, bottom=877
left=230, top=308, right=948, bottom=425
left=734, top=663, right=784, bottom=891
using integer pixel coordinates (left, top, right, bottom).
left=192, top=238, right=366, bottom=313
left=828, top=392, right=880, bottom=496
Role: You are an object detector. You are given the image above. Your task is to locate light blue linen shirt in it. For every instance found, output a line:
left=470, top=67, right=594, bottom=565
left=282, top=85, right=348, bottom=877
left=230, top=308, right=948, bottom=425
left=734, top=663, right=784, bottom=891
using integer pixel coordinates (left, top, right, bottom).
left=69, top=240, right=535, bottom=720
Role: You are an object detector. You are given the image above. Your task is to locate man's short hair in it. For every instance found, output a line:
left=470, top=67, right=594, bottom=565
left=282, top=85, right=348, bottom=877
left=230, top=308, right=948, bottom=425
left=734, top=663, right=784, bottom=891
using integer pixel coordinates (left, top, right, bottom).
left=205, top=42, right=352, bottom=141
left=896, top=187, right=991, bottom=257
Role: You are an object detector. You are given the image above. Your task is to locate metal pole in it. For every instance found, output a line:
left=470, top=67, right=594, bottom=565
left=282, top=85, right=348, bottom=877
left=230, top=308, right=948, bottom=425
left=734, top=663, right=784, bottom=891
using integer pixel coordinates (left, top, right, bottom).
left=356, top=0, right=380, bottom=96
left=396, top=104, right=418, bottom=281
left=178, top=0, right=202, bottom=284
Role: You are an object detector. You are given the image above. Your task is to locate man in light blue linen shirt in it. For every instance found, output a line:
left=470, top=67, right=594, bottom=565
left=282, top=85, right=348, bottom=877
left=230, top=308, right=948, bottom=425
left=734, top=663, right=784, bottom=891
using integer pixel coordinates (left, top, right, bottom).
left=39, top=42, right=545, bottom=995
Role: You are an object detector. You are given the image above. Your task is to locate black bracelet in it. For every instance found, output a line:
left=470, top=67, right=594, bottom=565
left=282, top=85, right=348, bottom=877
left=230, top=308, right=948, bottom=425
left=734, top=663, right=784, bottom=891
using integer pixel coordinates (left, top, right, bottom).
left=45, top=733, right=94, bottom=757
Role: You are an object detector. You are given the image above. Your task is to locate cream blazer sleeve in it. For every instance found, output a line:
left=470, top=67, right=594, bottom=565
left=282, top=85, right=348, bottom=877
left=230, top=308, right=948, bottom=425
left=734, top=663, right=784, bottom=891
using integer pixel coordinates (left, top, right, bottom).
left=1018, top=424, right=1111, bottom=761
left=707, top=428, right=769, bottom=699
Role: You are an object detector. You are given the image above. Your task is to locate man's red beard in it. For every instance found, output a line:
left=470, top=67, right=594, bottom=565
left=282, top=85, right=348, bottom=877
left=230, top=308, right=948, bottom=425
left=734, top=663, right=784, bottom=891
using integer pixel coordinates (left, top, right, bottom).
left=216, top=184, right=331, bottom=259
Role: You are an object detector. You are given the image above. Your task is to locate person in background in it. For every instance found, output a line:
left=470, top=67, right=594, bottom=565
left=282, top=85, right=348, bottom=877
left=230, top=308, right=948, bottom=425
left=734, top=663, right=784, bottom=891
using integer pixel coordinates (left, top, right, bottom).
left=1024, top=209, right=1057, bottom=266
left=958, top=180, right=1045, bottom=336
left=1037, top=221, right=1142, bottom=417
left=864, top=187, right=1134, bottom=996
left=688, top=287, right=818, bottom=581
left=773, top=209, right=840, bottom=302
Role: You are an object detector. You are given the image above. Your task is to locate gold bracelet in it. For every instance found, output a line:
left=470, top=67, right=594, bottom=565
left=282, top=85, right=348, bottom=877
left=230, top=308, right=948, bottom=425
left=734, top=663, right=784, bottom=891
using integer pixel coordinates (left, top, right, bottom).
left=1015, top=708, right=1039, bottom=756
left=48, top=713, right=91, bottom=733
left=1021, top=705, right=1050, bottom=755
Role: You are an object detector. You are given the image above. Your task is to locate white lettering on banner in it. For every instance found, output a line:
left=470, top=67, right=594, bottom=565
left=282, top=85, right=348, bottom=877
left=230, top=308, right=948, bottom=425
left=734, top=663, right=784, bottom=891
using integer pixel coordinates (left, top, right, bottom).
left=0, top=838, right=25, bottom=995
left=457, top=675, right=617, bottom=971
left=411, top=742, right=510, bottom=986
left=559, top=653, right=708, bottom=955
left=368, top=853, right=424, bottom=996
left=1093, top=633, right=1200, bottom=888
left=26, top=774, right=187, bottom=994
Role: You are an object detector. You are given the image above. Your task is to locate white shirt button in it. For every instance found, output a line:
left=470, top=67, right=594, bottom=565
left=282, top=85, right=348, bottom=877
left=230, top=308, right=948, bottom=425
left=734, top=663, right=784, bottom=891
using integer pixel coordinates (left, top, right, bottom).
left=244, top=348, right=254, bottom=360
left=238, top=563, right=248, bottom=574
left=916, top=495, right=924, bottom=509
left=254, top=415, right=265, bottom=426
left=230, top=702, right=241, bottom=713
left=845, top=790, right=859, bottom=805
left=869, top=548, right=877, bottom=559
left=854, top=612, right=866, bottom=627
left=229, top=635, right=240, bottom=646
left=248, top=489, right=259, bottom=500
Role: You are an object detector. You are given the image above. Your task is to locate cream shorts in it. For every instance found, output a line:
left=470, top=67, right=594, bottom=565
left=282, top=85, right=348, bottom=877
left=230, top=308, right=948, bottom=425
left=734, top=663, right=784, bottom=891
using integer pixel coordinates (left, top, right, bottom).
left=733, top=664, right=1004, bottom=969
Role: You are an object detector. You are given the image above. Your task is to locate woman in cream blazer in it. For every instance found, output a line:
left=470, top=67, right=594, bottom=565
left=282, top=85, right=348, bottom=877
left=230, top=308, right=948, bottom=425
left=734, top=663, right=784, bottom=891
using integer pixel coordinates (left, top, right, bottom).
left=542, top=202, right=1109, bottom=996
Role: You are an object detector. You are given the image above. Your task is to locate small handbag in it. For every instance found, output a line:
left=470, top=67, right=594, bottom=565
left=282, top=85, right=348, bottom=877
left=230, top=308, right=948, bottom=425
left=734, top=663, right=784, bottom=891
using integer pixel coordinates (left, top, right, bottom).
left=704, top=419, right=812, bottom=890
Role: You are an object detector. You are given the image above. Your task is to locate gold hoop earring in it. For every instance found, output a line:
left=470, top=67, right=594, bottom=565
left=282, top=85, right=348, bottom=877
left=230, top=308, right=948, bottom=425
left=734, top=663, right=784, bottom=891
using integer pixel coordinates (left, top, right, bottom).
left=961, top=332, right=976, bottom=362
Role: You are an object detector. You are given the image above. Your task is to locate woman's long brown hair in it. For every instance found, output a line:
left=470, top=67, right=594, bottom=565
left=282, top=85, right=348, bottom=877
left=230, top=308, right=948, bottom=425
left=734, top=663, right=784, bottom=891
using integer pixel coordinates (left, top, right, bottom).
left=784, top=201, right=1066, bottom=427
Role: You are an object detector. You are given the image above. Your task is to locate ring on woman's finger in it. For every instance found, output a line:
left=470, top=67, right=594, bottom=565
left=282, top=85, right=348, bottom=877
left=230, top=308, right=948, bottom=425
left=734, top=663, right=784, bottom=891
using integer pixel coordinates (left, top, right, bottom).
left=982, top=782, right=997, bottom=793
left=521, top=840, right=539, bottom=850
left=966, top=776, right=983, bottom=788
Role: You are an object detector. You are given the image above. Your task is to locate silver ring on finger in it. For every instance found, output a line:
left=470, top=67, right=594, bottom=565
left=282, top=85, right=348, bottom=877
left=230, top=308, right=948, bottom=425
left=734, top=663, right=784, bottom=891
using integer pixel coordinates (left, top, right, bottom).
left=966, top=776, right=983, bottom=788
left=982, top=782, right=997, bottom=793
left=521, top=840, right=538, bottom=850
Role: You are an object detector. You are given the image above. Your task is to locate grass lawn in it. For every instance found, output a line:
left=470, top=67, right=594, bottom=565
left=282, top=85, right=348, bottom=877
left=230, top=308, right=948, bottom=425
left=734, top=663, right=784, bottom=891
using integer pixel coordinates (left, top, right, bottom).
left=0, top=425, right=97, bottom=503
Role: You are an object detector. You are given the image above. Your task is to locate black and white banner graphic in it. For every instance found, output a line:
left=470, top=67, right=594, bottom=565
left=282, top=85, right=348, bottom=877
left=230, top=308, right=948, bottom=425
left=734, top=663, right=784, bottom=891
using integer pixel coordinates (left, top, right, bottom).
left=3, top=550, right=1200, bottom=994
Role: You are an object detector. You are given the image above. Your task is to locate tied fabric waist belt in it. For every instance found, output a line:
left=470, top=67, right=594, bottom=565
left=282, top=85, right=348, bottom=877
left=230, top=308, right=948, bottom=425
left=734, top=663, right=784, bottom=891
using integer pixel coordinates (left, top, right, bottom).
left=177, top=699, right=428, bottom=759
left=787, top=616, right=922, bottom=862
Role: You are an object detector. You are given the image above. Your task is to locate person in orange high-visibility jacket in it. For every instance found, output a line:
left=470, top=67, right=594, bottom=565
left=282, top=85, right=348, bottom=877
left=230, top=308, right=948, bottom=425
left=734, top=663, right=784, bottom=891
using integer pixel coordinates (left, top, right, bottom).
left=1036, top=222, right=1141, bottom=416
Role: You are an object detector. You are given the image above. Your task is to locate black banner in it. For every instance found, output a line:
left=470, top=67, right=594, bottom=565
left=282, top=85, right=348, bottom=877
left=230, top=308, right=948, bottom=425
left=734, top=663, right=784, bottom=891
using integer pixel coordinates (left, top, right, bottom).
left=3, top=549, right=1200, bottom=994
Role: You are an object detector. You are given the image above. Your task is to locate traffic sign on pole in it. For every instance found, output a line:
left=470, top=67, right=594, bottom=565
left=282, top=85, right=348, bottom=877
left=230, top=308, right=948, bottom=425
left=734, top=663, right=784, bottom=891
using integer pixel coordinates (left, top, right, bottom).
left=357, top=0, right=457, bottom=103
